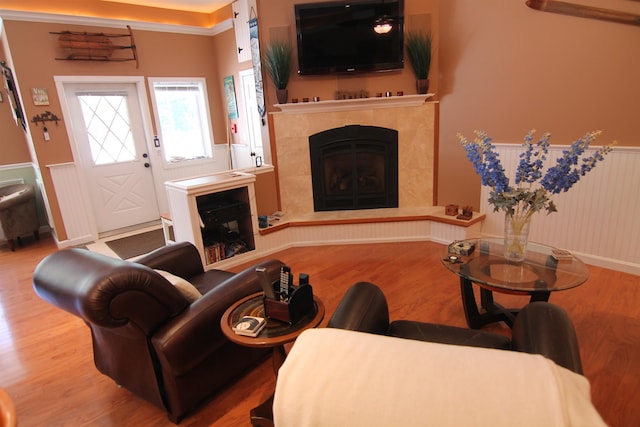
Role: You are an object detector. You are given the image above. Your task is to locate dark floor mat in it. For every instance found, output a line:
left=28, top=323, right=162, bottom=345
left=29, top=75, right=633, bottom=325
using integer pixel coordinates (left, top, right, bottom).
left=104, top=228, right=165, bottom=259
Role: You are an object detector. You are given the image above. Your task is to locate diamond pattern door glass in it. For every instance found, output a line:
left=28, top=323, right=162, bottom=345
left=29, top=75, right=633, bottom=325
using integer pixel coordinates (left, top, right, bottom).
left=79, top=94, right=136, bottom=165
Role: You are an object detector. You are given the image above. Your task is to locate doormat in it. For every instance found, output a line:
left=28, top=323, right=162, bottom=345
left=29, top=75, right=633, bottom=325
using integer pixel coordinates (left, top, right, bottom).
left=105, top=228, right=165, bottom=260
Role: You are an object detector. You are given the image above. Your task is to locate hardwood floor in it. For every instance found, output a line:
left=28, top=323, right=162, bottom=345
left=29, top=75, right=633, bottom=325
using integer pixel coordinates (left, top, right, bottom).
left=1, top=234, right=638, bottom=426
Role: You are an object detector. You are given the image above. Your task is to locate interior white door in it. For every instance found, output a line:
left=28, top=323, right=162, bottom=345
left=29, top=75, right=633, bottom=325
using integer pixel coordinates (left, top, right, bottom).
left=239, top=68, right=264, bottom=163
left=64, top=83, right=160, bottom=233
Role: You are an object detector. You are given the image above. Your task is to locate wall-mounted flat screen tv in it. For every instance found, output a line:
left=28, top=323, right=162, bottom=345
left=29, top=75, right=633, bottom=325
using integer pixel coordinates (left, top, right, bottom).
left=295, top=0, right=405, bottom=76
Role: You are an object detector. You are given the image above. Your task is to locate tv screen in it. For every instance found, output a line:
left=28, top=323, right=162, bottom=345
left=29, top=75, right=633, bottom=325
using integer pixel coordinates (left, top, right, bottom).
left=295, top=0, right=404, bottom=76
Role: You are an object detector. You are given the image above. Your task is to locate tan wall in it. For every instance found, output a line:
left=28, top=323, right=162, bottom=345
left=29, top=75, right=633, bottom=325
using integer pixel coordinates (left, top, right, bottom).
left=1, top=19, right=230, bottom=240
left=0, top=88, right=31, bottom=165
left=210, top=26, right=254, bottom=148
left=438, top=0, right=640, bottom=209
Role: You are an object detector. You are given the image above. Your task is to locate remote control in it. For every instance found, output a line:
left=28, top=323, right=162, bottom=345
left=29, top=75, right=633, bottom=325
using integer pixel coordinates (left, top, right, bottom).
left=279, top=266, right=291, bottom=301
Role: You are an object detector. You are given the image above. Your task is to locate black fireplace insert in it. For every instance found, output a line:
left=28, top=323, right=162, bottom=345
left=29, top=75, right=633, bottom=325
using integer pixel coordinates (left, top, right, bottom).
left=309, top=125, right=398, bottom=211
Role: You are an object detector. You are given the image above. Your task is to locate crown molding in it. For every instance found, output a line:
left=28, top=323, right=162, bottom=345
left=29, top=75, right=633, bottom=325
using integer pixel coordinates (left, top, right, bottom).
left=0, top=9, right=233, bottom=36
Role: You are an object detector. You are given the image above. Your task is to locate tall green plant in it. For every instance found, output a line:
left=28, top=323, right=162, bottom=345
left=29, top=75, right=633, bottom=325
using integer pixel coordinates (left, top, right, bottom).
left=405, top=31, right=432, bottom=80
left=263, top=41, right=292, bottom=90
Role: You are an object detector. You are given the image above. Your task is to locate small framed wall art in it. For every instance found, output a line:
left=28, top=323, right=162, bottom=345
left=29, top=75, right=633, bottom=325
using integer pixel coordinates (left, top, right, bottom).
left=223, top=75, right=239, bottom=120
left=32, top=88, right=50, bottom=106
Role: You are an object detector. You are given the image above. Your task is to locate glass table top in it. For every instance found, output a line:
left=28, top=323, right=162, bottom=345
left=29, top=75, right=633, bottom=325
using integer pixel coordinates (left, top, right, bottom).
left=441, top=238, right=590, bottom=294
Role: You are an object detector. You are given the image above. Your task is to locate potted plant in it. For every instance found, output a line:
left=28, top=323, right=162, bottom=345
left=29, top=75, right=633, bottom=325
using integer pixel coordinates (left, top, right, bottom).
left=263, top=41, right=293, bottom=104
left=405, top=31, right=432, bottom=94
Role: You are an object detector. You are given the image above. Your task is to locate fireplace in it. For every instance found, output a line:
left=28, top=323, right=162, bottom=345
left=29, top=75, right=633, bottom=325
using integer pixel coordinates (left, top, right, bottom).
left=309, top=125, right=398, bottom=211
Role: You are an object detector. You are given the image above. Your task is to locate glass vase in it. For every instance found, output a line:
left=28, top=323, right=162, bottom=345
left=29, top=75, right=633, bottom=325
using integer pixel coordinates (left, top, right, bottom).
left=504, top=214, right=531, bottom=262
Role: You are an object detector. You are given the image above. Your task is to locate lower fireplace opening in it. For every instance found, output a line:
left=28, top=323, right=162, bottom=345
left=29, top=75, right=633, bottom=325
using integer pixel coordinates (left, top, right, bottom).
left=309, top=125, right=398, bottom=211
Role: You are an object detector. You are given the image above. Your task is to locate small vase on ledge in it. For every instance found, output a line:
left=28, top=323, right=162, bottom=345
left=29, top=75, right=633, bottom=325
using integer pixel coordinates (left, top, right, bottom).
left=504, top=213, right=531, bottom=262
left=416, top=79, right=429, bottom=94
left=276, top=88, right=288, bottom=104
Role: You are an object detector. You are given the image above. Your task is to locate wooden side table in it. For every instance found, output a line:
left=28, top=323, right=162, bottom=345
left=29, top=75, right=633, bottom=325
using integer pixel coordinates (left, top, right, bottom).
left=221, top=292, right=325, bottom=426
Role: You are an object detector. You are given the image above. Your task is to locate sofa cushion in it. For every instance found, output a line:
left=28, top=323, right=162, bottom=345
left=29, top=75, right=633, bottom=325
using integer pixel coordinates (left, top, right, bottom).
left=155, top=270, right=202, bottom=302
left=274, top=328, right=605, bottom=427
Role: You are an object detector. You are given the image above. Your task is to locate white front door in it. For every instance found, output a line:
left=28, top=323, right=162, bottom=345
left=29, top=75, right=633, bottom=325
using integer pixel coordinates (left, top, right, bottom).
left=63, top=82, right=160, bottom=233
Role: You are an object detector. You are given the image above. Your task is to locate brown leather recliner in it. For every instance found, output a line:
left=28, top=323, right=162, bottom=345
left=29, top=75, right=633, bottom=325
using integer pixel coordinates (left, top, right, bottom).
left=327, top=281, right=583, bottom=374
left=32, top=242, right=284, bottom=423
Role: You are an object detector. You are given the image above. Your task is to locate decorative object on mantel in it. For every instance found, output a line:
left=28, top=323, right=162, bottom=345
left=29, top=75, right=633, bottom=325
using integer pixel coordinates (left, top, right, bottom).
left=526, top=0, right=640, bottom=27
left=458, top=130, right=614, bottom=262
left=457, top=206, right=474, bottom=220
left=50, top=25, right=139, bottom=68
left=275, top=93, right=434, bottom=114
left=334, top=90, right=370, bottom=100
left=405, top=31, right=432, bottom=94
left=263, top=41, right=292, bottom=104
left=445, top=204, right=459, bottom=216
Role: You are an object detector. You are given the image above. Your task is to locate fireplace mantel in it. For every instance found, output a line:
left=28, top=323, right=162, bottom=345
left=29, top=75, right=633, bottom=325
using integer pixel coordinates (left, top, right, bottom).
left=274, top=93, right=434, bottom=114
left=271, top=101, right=438, bottom=218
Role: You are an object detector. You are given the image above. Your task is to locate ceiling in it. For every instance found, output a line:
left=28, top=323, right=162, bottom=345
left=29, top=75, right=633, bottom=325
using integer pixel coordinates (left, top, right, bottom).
left=101, top=0, right=232, bottom=14
left=0, top=0, right=237, bottom=30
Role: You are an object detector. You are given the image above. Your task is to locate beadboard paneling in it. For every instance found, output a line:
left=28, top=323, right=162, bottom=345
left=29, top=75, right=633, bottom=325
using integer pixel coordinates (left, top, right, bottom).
left=480, top=145, right=640, bottom=275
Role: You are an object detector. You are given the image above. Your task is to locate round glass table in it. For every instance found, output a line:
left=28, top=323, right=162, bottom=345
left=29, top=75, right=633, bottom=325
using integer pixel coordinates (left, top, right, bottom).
left=441, top=238, right=589, bottom=328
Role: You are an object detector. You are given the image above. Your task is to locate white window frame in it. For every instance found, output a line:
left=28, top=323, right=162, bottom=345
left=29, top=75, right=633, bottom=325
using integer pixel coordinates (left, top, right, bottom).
left=147, top=77, right=215, bottom=166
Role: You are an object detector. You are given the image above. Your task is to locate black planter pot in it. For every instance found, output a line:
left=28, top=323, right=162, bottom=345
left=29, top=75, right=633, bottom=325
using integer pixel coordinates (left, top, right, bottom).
left=276, top=89, right=288, bottom=104
left=416, top=79, right=429, bottom=94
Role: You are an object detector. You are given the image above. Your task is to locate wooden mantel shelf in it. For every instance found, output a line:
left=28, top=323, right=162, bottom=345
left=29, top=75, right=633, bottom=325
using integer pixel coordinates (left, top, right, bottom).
left=273, top=93, right=435, bottom=114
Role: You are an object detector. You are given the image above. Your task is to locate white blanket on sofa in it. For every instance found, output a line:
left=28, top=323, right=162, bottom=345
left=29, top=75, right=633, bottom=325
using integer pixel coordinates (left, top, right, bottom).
left=273, top=328, right=605, bottom=427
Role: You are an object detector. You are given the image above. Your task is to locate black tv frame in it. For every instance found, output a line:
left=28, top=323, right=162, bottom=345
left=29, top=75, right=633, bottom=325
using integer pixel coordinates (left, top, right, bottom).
left=295, top=0, right=405, bottom=76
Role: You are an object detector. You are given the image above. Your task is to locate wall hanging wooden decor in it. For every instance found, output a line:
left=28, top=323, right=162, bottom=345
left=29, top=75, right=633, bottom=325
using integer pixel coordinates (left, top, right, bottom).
left=526, top=0, right=640, bottom=27
left=50, top=25, right=139, bottom=67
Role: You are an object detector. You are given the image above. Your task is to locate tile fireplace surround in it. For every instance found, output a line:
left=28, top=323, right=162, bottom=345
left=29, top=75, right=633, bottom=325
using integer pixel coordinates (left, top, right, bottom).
left=270, top=95, right=438, bottom=218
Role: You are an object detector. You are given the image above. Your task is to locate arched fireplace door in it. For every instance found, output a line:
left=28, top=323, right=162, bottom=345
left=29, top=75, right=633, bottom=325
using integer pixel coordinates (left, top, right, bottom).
left=309, top=125, right=398, bottom=212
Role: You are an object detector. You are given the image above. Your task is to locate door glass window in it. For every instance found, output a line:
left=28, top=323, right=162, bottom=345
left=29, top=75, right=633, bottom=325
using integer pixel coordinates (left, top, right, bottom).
left=149, top=78, right=214, bottom=163
left=78, top=93, right=136, bottom=165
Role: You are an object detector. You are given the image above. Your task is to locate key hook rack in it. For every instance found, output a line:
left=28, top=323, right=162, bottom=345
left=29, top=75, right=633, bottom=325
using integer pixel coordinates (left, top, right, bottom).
left=31, top=111, right=61, bottom=126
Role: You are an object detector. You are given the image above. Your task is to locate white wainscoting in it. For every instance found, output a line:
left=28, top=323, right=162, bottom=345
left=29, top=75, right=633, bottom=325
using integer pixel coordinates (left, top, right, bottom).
left=48, top=162, right=94, bottom=247
left=480, top=145, right=640, bottom=275
left=245, top=215, right=483, bottom=271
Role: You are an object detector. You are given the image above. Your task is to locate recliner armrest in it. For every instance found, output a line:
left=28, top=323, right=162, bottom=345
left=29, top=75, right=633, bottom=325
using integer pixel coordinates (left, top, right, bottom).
left=151, top=259, right=284, bottom=375
left=511, top=301, right=583, bottom=374
left=327, top=282, right=390, bottom=335
left=33, top=248, right=188, bottom=332
left=136, top=241, right=204, bottom=279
